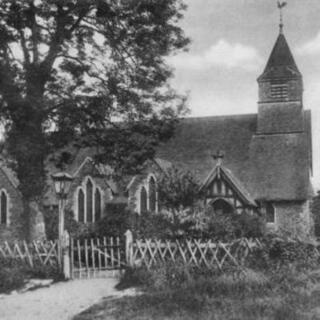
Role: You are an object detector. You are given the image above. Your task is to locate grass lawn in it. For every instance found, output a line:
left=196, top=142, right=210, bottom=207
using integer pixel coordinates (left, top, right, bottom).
left=73, top=268, right=320, bottom=320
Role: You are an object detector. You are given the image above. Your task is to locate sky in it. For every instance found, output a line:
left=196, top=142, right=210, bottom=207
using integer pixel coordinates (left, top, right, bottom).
left=167, top=0, right=320, bottom=190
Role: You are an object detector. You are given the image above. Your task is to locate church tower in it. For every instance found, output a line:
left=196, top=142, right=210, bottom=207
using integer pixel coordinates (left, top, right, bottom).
left=257, top=28, right=304, bottom=134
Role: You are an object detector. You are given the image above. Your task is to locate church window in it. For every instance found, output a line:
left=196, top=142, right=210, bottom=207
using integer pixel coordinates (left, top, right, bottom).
left=266, top=203, right=275, bottom=224
left=140, top=186, right=147, bottom=214
left=0, top=190, right=8, bottom=225
left=148, top=176, right=157, bottom=212
left=271, top=83, right=288, bottom=99
left=86, top=179, right=93, bottom=223
left=76, top=177, right=103, bottom=223
left=78, top=189, right=85, bottom=222
left=94, top=188, right=102, bottom=222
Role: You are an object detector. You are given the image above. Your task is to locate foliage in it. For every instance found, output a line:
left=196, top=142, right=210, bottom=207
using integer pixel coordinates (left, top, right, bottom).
left=248, top=234, right=320, bottom=271
left=95, top=203, right=132, bottom=238
left=311, top=191, right=320, bottom=237
left=158, top=166, right=201, bottom=212
left=104, top=262, right=316, bottom=320
left=133, top=210, right=173, bottom=239
left=43, top=206, right=82, bottom=240
left=0, top=257, right=62, bottom=293
left=0, top=0, right=189, bottom=237
left=0, top=257, right=27, bottom=293
left=97, top=238, right=320, bottom=320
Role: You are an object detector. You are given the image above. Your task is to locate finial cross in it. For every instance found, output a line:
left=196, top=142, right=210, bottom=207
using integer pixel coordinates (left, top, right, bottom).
left=212, top=150, right=224, bottom=166
left=277, top=1, right=287, bottom=34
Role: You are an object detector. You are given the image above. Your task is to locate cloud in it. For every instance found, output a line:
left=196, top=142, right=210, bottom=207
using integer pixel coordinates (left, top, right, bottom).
left=296, top=31, right=320, bottom=55
left=168, top=39, right=262, bottom=71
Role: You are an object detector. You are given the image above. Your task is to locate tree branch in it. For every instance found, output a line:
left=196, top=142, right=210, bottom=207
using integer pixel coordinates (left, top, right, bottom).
left=29, top=0, right=39, bottom=64
left=18, top=29, right=31, bottom=67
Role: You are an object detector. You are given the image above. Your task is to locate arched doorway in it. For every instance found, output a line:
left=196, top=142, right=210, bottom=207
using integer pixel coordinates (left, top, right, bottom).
left=211, top=198, right=235, bottom=215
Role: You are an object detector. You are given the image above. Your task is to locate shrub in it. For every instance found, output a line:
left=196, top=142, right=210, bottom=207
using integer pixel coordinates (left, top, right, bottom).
left=191, top=207, right=265, bottom=241
left=27, top=263, right=64, bottom=282
left=246, top=234, right=319, bottom=272
left=0, top=256, right=63, bottom=294
left=95, top=203, right=132, bottom=238
left=43, top=206, right=81, bottom=240
left=0, top=257, right=27, bottom=293
left=134, top=210, right=174, bottom=239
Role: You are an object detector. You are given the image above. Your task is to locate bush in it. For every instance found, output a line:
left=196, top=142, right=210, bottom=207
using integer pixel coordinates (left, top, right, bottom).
left=43, top=206, right=81, bottom=240
left=95, top=203, right=132, bottom=238
left=247, top=234, right=319, bottom=272
left=0, top=258, right=27, bottom=293
left=190, top=207, right=265, bottom=241
left=0, top=257, right=63, bottom=293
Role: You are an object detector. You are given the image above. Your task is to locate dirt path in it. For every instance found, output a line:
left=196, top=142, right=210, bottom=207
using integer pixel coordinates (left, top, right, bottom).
left=0, top=277, right=136, bottom=320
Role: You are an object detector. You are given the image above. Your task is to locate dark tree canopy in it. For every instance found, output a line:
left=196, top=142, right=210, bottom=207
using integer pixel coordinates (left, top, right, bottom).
left=0, top=0, right=189, bottom=201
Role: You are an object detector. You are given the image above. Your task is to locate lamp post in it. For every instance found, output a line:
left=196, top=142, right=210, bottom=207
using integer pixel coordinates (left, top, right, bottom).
left=51, top=172, right=73, bottom=241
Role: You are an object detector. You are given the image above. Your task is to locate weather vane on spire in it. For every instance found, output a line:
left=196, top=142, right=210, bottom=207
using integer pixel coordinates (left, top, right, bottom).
left=277, top=1, right=287, bottom=34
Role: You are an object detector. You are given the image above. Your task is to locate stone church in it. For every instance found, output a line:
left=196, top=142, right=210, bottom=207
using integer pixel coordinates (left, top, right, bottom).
left=0, top=26, right=314, bottom=241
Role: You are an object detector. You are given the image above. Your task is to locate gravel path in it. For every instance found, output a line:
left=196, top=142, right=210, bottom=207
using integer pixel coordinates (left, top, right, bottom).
left=0, top=277, right=136, bottom=320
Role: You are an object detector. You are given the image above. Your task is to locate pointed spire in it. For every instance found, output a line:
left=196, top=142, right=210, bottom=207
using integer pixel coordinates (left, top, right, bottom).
left=258, top=33, right=301, bottom=81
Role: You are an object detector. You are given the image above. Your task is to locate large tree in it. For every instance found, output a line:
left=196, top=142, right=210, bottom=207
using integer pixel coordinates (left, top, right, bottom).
left=0, top=0, right=189, bottom=238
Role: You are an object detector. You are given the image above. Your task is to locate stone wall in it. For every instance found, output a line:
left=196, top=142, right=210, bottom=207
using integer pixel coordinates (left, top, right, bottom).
left=0, top=168, right=25, bottom=241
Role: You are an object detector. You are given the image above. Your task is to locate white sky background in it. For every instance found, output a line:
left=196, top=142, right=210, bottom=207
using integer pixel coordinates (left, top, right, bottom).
left=168, top=0, right=320, bottom=190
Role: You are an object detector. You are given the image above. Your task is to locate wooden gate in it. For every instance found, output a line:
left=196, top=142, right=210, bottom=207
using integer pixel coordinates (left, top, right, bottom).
left=70, top=236, right=125, bottom=279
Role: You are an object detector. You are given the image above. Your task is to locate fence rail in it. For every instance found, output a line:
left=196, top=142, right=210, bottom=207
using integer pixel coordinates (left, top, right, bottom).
left=0, top=240, right=60, bottom=267
left=130, top=237, right=263, bottom=270
left=3, top=231, right=320, bottom=279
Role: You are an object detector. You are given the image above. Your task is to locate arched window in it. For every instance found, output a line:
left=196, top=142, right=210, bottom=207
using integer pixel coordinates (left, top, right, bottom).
left=148, top=176, right=157, bottom=212
left=266, top=203, right=275, bottom=224
left=140, top=186, right=147, bottom=214
left=0, top=190, right=8, bottom=225
left=95, top=188, right=102, bottom=222
left=86, top=179, right=93, bottom=222
left=211, top=199, right=234, bottom=215
left=76, top=177, right=104, bottom=223
left=78, top=189, right=85, bottom=222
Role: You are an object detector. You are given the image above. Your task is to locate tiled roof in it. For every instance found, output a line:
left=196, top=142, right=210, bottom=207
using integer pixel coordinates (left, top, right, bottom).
left=156, top=112, right=312, bottom=201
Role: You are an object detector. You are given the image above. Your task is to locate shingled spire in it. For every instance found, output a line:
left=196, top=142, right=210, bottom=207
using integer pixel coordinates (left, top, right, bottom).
left=258, top=33, right=301, bottom=82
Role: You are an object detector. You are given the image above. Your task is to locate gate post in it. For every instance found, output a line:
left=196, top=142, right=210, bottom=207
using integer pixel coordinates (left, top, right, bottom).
left=124, top=230, right=133, bottom=267
left=62, top=230, right=71, bottom=279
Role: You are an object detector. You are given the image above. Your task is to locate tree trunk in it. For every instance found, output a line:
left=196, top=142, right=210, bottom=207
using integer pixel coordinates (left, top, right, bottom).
left=7, top=96, right=47, bottom=241
left=23, top=198, right=46, bottom=241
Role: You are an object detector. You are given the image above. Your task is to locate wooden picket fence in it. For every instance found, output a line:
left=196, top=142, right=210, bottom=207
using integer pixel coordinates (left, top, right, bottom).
left=129, top=237, right=263, bottom=270
left=0, top=240, right=60, bottom=267
left=70, top=236, right=125, bottom=278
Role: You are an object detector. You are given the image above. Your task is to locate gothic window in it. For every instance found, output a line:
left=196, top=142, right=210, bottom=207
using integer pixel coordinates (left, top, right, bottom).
left=95, top=188, right=102, bottom=222
left=148, top=176, right=157, bottom=212
left=86, top=179, right=93, bottom=223
left=76, top=177, right=103, bottom=223
left=266, top=203, right=275, bottom=224
left=0, top=190, right=8, bottom=225
left=140, top=186, right=147, bottom=214
left=78, top=189, right=85, bottom=222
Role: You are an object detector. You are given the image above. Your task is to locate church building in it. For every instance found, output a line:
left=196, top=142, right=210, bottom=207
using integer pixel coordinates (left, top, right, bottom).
left=134, top=25, right=313, bottom=236
left=0, top=23, right=314, bottom=240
